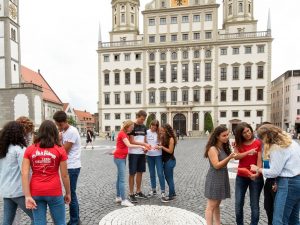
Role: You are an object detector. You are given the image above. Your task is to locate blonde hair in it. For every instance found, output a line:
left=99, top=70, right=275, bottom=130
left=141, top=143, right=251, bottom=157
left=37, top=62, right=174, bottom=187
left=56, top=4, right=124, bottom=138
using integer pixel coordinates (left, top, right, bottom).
left=257, top=124, right=292, bottom=160
left=122, top=120, right=134, bottom=132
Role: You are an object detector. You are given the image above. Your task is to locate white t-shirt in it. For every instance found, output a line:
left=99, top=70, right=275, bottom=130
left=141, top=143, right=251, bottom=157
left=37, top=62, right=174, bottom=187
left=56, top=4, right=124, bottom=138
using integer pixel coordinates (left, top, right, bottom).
left=62, top=125, right=81, bottom=169
left=146, top=130, right=162, bottom=157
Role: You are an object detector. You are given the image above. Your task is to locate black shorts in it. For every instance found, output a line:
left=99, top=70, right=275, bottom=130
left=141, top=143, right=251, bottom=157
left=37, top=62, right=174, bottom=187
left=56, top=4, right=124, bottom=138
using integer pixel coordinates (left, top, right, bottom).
left=128, top=154, right=146, bottom=175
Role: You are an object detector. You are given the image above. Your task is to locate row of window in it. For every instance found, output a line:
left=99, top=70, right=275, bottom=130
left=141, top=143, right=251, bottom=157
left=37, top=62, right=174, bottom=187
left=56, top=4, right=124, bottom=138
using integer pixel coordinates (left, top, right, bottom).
left=148, top=14, right=212, bottom=26
left=220, top=110, right=263, bottom=118
left=149, top=32, right=212, bottom=43
left=220, top=45, right=265, bottom=55
left=148, top=50, right=211, bottom=61
left=228, top=2, right=251, bottom=15
left=103, top=88, right=265, bottom=105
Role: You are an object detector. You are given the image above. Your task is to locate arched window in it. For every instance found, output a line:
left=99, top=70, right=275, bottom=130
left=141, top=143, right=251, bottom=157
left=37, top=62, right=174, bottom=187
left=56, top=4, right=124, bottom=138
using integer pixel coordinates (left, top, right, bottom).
left=192, top=113, right=199, bottom=130
left=171, top=52, right=177, bottom=60
left=161, top=113, right=167, bottom=126
left=114, top=16, right=117, bottom=25
left=121, top=14, right=125, bottom=23
left=229, top=4, right=232, bottom=15
left=182, top=51, right=189, bottom=59
left=239, top=3, right=243, bottom=12
left=205, top=50, right=211, bottom=58
left=248, top=4, right=251, bottom=13
left=131, top=14, right=134, bottom=23
left=149, top=53, right=155, bottom=61
left=160, top=52, right=166, bottom=60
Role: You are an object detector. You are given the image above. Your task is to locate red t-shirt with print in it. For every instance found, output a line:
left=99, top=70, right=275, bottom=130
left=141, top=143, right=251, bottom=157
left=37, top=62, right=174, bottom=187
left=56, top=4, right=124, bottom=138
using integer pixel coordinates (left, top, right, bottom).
left=24, top=144, right=68, bottom=196
left=114, top=131, right=129, bottom=159
left=237, top=139, right=261, bottom=177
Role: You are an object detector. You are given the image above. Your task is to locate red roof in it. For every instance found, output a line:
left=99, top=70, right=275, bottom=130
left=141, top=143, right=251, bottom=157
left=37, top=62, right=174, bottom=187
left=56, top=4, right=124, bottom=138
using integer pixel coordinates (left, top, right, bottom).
left=74, top=109, right=95, bottom=123
left=21, top=66, right=62, bottom=105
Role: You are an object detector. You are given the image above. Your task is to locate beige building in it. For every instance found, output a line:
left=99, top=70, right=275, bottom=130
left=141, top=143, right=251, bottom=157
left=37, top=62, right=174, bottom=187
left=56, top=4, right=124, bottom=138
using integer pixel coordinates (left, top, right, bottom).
left=98, top=0, right=273, bottom=135
left=271, top=70, right=300, bottom=133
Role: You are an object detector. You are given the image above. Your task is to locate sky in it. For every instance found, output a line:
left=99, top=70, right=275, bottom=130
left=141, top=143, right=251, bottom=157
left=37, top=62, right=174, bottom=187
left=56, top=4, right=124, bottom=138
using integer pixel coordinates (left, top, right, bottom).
left=19, top=0, right=300, bottom=113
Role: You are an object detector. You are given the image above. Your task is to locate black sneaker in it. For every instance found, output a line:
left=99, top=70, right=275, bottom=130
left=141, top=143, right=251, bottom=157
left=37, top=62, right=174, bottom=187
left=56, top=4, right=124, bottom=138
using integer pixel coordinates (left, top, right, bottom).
left=129, top=194, right=138, bottom=203
left=135, top=192, right=148, bottom=199
left=167, top=195, right=176, bottom=201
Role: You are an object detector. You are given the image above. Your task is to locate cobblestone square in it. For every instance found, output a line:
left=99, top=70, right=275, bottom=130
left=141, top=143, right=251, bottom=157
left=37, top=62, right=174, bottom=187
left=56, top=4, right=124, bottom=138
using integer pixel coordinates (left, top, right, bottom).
left=0, top=137, right=268, bottom=224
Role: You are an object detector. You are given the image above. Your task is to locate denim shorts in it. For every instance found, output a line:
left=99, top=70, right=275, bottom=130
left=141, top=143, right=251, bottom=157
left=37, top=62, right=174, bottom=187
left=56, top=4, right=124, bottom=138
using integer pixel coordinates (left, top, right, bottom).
left=128, top=154, right=146, bottom=175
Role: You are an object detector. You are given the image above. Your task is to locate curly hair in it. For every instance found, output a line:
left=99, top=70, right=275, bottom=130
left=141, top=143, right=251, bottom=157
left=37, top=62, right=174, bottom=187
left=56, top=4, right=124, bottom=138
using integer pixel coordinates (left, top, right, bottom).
left=161, top=123, right=177, bottom=147
left=0, top=121, right=27, bottom=159
left=34, top=120, right=61, bottom=148
left=204, top=125, right=231, bottom=158
left=234, top=122, right=254, bottom=149
left=257, top=124, right=292, bottom=159
left=16, top=116, right=34, bottom=134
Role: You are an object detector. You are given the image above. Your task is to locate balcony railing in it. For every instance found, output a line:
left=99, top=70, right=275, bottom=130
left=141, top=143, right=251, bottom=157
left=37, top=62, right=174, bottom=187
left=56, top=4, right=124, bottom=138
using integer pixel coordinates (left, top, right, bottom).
left=167, top=101, right=195, bottom=107
left=218, top=31, right=271, bottom=40
left=10, top=83, right=43, bottom=92
left=100, top=40, right=143, bottom=48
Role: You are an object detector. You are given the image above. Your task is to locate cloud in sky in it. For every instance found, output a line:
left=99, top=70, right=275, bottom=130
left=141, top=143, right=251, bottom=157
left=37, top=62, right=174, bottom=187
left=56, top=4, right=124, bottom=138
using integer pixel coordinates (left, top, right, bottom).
left=19, top=0, right=300, bottom=113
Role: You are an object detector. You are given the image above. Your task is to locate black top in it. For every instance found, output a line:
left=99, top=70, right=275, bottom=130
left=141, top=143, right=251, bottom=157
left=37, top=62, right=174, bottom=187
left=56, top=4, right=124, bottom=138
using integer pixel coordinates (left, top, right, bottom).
left=129, top=123, right=147, bottom=137
left=162, top=140, right=175, bottom=162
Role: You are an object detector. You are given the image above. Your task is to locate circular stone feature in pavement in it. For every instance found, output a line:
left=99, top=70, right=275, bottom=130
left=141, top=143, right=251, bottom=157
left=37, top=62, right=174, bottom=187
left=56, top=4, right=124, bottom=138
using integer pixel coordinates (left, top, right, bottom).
left=99, top=205, right=206, bottom=225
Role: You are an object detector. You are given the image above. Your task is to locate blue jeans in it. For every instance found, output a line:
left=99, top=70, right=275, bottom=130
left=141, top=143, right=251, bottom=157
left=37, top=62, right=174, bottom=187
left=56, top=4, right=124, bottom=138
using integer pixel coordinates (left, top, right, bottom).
left=235, top=175, right=264, bottom=225
left=32, top=196, right=65, bottom=225
left=163, top=158, right=176, bottom=197
left=114, top=158, right=126, bottom=200
left=2, top=196, right=33, bottom=225
left=147, top=155, right=165, bottom=192
left=273, top=176, right=300, bottom=225
left=68, top=168, right=81, bottom=225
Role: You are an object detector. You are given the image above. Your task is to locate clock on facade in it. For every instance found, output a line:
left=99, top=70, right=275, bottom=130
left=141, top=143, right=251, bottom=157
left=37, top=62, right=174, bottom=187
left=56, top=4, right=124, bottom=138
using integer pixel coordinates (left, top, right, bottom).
left=171, top=0, right=189, bottom=7
left=8, top=3, right=17, bottom=20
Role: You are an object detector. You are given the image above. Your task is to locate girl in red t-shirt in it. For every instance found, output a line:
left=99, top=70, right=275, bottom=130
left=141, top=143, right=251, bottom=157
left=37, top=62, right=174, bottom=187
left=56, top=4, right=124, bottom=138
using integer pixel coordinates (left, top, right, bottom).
left=233, top=122, right=264, bottom=225
left=113, top=120, right=146, bottom=207
left=22, top=120, right=71, bottom=225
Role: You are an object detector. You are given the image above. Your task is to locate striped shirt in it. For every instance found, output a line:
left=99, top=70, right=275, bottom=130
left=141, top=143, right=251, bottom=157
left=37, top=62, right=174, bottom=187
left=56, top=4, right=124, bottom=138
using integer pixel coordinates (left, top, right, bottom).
left=262, top=141, right=300, bottom=178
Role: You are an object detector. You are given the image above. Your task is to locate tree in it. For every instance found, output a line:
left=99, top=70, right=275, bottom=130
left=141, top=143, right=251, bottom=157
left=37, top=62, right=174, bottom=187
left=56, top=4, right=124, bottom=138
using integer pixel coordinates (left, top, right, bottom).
left=204, top=113, right=214, bottom=133
left=146, top=114, right=156, bottom=128
left=67, top=115, right=77, bottom=127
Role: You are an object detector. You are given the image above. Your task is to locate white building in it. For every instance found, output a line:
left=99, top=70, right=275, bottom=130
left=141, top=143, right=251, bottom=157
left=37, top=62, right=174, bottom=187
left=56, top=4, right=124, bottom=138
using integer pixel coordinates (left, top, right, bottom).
left=98, top=0, right=273, bottom=135
left=271, top=70, right=300, bottom=134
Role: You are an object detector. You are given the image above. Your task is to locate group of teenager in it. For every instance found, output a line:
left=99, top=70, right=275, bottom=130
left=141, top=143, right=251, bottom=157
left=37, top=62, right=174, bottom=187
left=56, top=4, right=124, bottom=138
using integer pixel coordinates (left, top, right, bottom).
left=204, top=122, right=300, bottom=225
left=0, top=111, right=82, bottom=225
left=112, top=110, right=177, bottom=207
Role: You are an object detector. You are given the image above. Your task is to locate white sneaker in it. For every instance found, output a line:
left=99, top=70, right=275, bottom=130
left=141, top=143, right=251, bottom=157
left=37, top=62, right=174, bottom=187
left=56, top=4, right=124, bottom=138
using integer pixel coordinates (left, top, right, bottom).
left=121, top=199, right=134, bottom=207
left=115, top=197, right=122, bottom=203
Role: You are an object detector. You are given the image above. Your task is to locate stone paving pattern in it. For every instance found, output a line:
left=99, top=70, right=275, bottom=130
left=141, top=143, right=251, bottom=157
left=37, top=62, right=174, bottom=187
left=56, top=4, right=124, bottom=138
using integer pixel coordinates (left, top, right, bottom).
left=0, top=138, right=268, bottom=224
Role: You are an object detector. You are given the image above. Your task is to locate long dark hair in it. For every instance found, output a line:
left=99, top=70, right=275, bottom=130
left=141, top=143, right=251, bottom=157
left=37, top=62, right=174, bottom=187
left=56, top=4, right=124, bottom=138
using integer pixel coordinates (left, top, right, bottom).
left=204, top=125, right=231, bottom=158
left=34, top=120, right=60, bottom=148
left=161, top=123, right=177, bottom=147
left=0, top=121, right=27, bottom=159
left=234, top=122, right=254, bottom=148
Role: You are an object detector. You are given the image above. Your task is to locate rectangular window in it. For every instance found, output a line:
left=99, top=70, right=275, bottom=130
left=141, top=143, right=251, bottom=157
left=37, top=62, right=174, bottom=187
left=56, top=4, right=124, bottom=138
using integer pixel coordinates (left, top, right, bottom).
left=105, top=93, right=110, bottom=105
left=125, top=92, right=131, bottom=104
left=193, top=32, right=200, bottom=40
left=114, top=54, right=120, bottom=61
left=205, top=14, right=212, bottom=21
left=149, top=18, right=155, bottom=26
left=115, top=93, right=120, bottom=105
left=160, top=65, right=166, bottom=83
left=105, top=126, right=111, bottom=132
left=171, top=91, right=177, bottom=105
left=232, top=89, right=239, bottom=101
left=257, top=89, right=264, bottom=100
left=115, top=113, right=121, bottom=120
left=257, top=110, right=263, bottom=117
left=205, top=32, right=212, bottom=39
left=194, top=50, right=200, bottom=58
left=182, top=16, right=189, bottom=23
left=160, top=52, right=166, bottom=60
left=194, top=63, right=200, bottom=81
left=257, top=45, right=265, bottom=53
left=125, top=54, right=130, bottom=61
left=121, top=14, right=125, bottom=23
left=220, top=48, right=227, bottom=55
left=125, top=72, right=130, bottom=84
left=220, top=67, right=227, bottom=80
left=149, top=91, right=155, bottom=104
left=220, top=111, right=227, bottom=118
left=232, top=111, right=239, bottom=117
left=149, top=65, right=155, bottom=83
left=182, top=90, right=189, bottom=104
left=115, top=73, right=120, bottom=85
left=193, top=15, right=200, bottom=22
left=245, top=89, right=251, bottom=101
left=194, top=90, right=200, bottom=102
left=244, top=111, right=251, bottom=117
left=171, top=34, right=177, bottom=42
left=245, top=66, right=252, bottom=79
left=182, top=64, right=189, bottom=82
left=104, top=74, right=109, bottom=85
left=160, top=35, right=166, bottom=42
left=258, top=66, right=264, bottom=79
left=135, top=53, right=141, bottom=60
left=135, top=92, right=141, bottom=104
left=160, top=91, right=166, bottom=103
left=149, top=36, right=155, bottom=43
left=297, top=96, right=300, bottom=102
left=104, top=114, right=110, bottom=120
left=136, top=72, right=141, bottom=84
left=115, top=126, right=121, bottom=132
left=233, top=67, right=239, bottom=80
left=205, top=63, right=211, bottom=81
left=104, top=55, right=109, bottom=62
left=245, top=46, right=252, bottom=54
left=160, top=17, right=167, bottom=25
left=297, top=109, right=300, bottom=115
left=182, top=51, right=189, bottom=59
left=233, top=47, right=240, bottom=55
left=205, top=89, right=212, bottom=102
left=171, top=17, right=177, bottom=24
left=171, top=64, right=177, bottom=82
left=125, top=113, right=131, bottom=120
left=220, top=90, right=227, bottom=102
left=182, top=33, right=189, bottom=41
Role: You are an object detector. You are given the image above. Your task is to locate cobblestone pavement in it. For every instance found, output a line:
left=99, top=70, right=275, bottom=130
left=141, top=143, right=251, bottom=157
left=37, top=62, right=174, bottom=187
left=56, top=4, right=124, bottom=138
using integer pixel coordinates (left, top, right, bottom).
left=0, top=137, right=268, bottom=225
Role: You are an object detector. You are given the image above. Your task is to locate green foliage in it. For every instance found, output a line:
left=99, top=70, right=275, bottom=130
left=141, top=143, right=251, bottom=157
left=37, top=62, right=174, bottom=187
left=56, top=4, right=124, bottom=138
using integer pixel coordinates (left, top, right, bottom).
left=146, top=114, right=156, bottom=128
left=67, top=116, right=77, bottom=127
left=204, top=113, right=214, bottom=133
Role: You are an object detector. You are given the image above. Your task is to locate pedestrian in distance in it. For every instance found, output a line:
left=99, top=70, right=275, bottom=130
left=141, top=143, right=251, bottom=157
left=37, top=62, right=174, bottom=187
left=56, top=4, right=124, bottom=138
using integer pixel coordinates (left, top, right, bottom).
left=204, top=125, right=236, bottom=225
left=53, top=111, right=82, bottom=225
left=158, top=123, right=177, bottom=200
left=250, top=124, right=300, bottom=225
left=233, top=122, right=264, bottom=225
left=145, top=120, right=169, bottom=203
left=111, top=130, right=115, bottom=142
left=128, top=110, right=151, bottom=203
left=113, top=120, right=147, bottom=207
left=0, top=121, right=34, bottom=225
left=84, top=128, right=94, bottom=149
left=22, top=120, right=71, bottom=225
